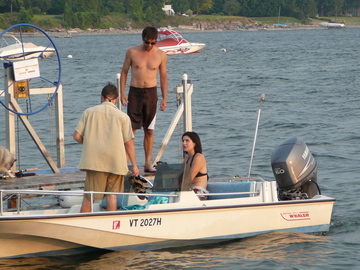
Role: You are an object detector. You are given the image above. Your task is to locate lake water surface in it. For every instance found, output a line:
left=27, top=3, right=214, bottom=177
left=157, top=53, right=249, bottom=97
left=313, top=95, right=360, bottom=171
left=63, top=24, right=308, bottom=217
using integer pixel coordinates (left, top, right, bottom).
left=0, top=27, right=359, bottom=269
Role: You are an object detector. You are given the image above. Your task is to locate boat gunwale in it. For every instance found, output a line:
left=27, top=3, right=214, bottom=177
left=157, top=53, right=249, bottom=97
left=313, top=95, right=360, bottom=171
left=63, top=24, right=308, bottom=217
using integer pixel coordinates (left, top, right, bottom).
left=0, top=195, right=335, bottom=220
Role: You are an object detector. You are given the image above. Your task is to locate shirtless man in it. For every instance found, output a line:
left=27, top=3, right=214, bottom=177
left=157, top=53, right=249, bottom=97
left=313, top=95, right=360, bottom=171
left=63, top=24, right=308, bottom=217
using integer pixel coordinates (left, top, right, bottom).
left=120, top=26, right=168, bottom=173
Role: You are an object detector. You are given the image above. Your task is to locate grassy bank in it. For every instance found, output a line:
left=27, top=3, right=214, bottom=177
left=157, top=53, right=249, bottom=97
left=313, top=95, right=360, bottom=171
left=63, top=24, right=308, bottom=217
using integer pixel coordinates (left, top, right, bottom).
left=1, top=13, right=360, bottom=31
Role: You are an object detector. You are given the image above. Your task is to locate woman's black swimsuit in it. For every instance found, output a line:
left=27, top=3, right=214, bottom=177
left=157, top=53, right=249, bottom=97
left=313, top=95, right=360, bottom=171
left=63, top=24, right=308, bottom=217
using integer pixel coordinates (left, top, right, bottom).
left=187, top=153, right=209, bottom=180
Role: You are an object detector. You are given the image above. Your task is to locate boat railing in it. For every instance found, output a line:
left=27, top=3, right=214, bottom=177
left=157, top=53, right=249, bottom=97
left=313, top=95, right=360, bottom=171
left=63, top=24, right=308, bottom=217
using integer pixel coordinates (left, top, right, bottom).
left=209, top=176, right=266, bottom=182
left=0, top=189, right=178, bottom=215
left=204, top=191, right=259, bottom=197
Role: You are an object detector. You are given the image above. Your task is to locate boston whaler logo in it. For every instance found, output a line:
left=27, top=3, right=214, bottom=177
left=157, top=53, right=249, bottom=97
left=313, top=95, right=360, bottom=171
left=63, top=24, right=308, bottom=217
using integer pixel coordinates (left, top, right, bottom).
left=281, top=211, right=310, bottom=221
left=113, top=220, right=121, bottom=230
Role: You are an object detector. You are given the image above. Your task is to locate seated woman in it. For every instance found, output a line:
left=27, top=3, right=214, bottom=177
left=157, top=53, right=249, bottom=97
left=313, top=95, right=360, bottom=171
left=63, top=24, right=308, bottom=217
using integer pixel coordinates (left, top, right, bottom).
left=182, top=131, right=209, bottom=200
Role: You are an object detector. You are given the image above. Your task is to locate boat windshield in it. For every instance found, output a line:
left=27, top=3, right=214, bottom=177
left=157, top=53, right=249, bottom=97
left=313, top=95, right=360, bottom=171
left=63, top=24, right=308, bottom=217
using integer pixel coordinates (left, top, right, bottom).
left=152, top=163, right=192, bottom=192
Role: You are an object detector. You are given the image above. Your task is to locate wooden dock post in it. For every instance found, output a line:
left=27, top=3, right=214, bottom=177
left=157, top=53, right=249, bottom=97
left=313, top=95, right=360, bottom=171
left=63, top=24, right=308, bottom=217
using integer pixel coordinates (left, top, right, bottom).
left=3, top=64, right=65, bottom=173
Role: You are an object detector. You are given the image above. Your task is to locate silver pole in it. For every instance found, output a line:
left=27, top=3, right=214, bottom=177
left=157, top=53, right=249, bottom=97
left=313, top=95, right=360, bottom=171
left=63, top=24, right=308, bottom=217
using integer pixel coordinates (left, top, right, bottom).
left=116, top=73, right=121, bottom=109
left=152, top=102, right=184, bottom=165
left=182, top=73, right=192, bottom=133
left=153, top=75, right=193, bottom=165
left=248, top=94, right=265, bottom=178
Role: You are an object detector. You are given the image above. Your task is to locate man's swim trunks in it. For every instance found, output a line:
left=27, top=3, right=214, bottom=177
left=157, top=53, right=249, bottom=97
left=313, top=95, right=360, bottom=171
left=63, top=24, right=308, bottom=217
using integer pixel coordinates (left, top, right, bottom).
left=127, top=86, right=158, bottom=130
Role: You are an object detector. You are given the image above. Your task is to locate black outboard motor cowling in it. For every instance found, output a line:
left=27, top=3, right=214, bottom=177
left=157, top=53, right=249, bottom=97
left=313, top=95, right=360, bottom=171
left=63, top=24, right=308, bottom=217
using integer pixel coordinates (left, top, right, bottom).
left=271, top=138, right=320, bottom=200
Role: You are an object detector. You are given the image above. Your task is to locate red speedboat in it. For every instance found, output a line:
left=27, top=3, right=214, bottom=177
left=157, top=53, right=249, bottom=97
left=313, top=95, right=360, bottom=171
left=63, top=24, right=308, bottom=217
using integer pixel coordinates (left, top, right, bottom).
left=156, top=29, right=206, bottom=54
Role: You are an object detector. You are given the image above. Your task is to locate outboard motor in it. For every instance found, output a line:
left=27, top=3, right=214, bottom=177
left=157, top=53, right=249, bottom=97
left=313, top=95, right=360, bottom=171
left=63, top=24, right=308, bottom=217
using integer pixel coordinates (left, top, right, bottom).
left=271, top=138, right=320, bottom=200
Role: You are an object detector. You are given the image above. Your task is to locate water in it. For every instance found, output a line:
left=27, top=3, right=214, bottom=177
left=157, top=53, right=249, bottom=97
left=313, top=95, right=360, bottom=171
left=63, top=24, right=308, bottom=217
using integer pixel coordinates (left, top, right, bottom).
left=0, top=28, right=360, bottom=269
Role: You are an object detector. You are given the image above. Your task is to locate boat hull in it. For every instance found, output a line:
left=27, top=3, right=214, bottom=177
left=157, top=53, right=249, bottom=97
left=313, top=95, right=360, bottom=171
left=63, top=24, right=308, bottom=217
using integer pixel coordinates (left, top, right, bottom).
left=158, top=42, right=206, bottom=54
left=0, top=42, right=55, bottom=61
left=0, top=196, right=334, bottom=258
left=319, top=22, right=345, bottom=28
left=156, top=29, right=206, bottom=54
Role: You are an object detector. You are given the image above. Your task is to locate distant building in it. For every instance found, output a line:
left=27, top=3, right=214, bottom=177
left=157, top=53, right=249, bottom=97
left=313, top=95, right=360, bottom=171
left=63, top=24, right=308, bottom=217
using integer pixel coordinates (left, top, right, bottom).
left=162, top=5, right=175, bottom=16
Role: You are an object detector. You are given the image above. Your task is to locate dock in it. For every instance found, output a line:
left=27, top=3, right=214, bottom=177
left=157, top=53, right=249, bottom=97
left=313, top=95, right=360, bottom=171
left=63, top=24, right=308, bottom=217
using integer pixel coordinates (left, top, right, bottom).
left=0, top=169, right=155, bottom=191
left=2, top=70, right=192, bottom=193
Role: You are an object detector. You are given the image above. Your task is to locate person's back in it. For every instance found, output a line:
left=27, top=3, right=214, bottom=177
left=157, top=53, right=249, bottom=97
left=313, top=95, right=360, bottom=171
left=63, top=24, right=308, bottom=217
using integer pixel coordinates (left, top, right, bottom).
left=77, top=102, right=131, bottom=175
left=73, top=82, right=139, bottom=212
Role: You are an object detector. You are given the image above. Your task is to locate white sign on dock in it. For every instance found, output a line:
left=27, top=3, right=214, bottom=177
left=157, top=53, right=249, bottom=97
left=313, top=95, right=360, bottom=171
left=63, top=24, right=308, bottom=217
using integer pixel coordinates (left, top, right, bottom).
left=13, top=58, right=40, bottom=81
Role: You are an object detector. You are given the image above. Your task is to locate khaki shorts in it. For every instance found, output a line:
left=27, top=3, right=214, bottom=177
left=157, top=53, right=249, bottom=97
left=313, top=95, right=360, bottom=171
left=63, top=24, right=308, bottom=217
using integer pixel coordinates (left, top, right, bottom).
left=84, top=170, right=124, bottom=201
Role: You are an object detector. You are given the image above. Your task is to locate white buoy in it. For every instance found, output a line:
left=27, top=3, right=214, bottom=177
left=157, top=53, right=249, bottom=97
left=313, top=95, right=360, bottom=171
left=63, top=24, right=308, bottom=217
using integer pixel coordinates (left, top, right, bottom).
left=220, top=48, right=227, bottom=52
left=67, top=55, right=73, bottom=58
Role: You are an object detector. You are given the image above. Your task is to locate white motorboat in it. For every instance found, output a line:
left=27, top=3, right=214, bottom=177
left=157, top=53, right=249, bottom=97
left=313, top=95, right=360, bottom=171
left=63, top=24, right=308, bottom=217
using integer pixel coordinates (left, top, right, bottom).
left=0, top=138, right=335, bottom=258
left=155, top=29, right=206, bottom=54
left=319, top=22, right=345, bottom=28
left=0, top=35, right=55, bottom=61
left=0, top=70, right=334, bottom=259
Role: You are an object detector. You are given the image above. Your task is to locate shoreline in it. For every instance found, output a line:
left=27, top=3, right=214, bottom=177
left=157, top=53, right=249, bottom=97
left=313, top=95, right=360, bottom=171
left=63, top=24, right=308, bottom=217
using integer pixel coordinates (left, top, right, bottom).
left=50, top=22, right=360, bottom=37
left=4, top=22, right=360, bottom=38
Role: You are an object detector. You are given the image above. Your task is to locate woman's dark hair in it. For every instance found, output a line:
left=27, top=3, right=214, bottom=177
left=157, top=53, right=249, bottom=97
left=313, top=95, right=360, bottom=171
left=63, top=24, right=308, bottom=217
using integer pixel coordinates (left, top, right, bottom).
left=101, top=82, right=118, bottom=100
left=182, top=131, right=202, bottom=154
left=142, top=26, right=158, bottom=40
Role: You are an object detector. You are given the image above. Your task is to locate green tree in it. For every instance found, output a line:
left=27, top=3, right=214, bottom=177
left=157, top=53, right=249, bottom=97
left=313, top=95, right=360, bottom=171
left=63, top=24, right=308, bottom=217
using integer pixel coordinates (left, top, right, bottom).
left=47, top=0, right=65, bottom=15
left=343, top=0, right=360, bottom=16
left=333, top=0, right=345, bottom=17
left=74, top=12, right=85, bottom=29
left=171, top=0, right=191, bottom=14
left=281, top=0, right=297, bottom=17
left=144, top=6, right=156, bottom=23
left=145, top=0, right=165, bottom=23
left=0, top=0, right=23, bottom=12
left=128, top=0, right=145, bottom=21
left=30, top=0, right=51, bottom=14
left=191, top=0, right=213, bottom=14
left=68, top=0, right=99, bottom=13
left=210, top=0, right=225, bottom=14
left=100, top=0, right=125, bottom=15
left=224, top=0, right=240, bottom=15
left=86, top=0, right=100, bottom=12
left=317, top=0, right=340, bottom=16
left=304, top=0, right=318, bottom=17
left=88, top=12, right=101, bottom=27
left=317, top=0, right=327, bottom=16
left=17, top=6, right=33, bottom=23
left=63, top=1, right=74, bottom=28
left=259, top=0, right=280, bottom=16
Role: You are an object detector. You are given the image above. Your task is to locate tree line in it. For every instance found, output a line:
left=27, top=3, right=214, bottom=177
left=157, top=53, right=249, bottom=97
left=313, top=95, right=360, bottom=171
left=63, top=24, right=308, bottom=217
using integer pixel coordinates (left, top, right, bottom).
left=0, top=0, right=358, bottom=29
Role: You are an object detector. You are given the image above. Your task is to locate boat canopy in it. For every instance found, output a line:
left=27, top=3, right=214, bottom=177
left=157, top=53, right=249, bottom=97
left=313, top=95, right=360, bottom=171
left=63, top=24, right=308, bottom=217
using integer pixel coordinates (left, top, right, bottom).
left=158, top=29, right=184, bottom=43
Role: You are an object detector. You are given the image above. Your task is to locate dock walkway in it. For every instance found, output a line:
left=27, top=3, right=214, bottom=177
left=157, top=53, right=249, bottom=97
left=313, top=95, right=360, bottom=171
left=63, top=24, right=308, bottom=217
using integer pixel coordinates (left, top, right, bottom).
left=1, top=170, right=85, bottom=190
left=0, top=169, right=154, bottom=191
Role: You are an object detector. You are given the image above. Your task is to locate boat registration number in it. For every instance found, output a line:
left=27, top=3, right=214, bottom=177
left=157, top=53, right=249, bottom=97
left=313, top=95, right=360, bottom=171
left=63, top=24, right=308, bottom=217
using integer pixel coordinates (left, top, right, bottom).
left=129, top=218, right=162, bottom=227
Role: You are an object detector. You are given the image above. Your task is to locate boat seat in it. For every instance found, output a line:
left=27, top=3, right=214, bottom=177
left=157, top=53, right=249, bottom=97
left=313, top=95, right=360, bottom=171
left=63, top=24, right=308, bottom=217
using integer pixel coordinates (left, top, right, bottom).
left=100, top=194, right=146, bottom=209
left=100, top=173, right=149, bottom=209
left=68, top=203, right=102, bottom=213
left=207, top=181, right=255, bottom=200
left=101, top=194, right=172, bottom=210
